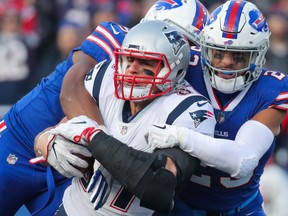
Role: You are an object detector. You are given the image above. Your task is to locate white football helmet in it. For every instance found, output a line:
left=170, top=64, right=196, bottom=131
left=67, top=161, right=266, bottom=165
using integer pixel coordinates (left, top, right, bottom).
left=114, top=20, right=190, bottom=101
left=141, top=0, right=209, bottom=45
left=200, top=0, right=270, bottom=94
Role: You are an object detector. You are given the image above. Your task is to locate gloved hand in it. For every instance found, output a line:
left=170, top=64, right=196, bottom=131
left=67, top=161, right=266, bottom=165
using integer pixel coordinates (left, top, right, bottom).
left=30, top=134, right=92, bottom=178
left=144, top=124, right=189, bottom=151
left=49, top=115, right=102, bottom=146
left=87, top=165, right=113, bottom=209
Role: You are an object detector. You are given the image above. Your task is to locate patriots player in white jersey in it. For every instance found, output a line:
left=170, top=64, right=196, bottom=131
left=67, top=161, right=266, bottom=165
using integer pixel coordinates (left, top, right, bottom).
left=34, top=20, right=215, bottom=215
left=144, top=1, right=288, bottom=215
left=0, top=0, right=208, bottom=215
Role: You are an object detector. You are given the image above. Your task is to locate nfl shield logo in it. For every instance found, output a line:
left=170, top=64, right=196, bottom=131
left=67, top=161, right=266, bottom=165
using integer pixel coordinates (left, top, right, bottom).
left=7, top=154, right=18, bottom=165
left=120, top=126, right=128, bottom=135
left=217, top=112, right=225, bottom=124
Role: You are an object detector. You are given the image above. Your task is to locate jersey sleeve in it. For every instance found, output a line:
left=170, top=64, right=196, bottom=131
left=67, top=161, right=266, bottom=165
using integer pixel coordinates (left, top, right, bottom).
left=258, top=70, right=288, bottom=112
left=268, top=74, right=288, bottom=111
left=80, top=22, right=128, bottom=63
left=84, top=60, right=111, bottom=103
left=165, top=93, right=216, bottom=137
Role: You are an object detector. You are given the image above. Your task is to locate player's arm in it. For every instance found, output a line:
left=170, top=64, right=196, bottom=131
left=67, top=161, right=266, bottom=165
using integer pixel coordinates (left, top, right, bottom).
left=147, top=108, right=286, bottom=178
left=60, top=51, right=104, bottom=124
left=60, top=22, right=126, bottom=124
left=49, top=116, right=200, bottom=213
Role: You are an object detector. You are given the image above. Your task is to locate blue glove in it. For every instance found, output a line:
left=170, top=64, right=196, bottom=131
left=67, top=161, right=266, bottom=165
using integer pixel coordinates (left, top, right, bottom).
left=87, top=165, right=113, bottom=209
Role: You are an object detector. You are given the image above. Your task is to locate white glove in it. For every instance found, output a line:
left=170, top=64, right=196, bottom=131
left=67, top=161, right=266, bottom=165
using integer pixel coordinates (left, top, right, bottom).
left=30, top=134, right=92, bottom=178
left=49, top=115, right=102, bottom=146
left=144, top=124, right=189, bottom=151
left=87, top=165, right=113, bottom=210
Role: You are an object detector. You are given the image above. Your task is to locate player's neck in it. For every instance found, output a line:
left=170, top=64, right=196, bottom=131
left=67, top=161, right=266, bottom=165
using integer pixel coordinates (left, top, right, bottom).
left=129, top=99, right=154, bottom=115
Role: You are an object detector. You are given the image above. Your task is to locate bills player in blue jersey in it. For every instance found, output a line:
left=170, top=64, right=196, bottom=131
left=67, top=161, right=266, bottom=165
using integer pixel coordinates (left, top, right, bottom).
left=144, top=1, right=288, bottom=215
left=0, top=10, right=129, bottom=216
left=0, top=22, right=127, bottom=216
left=0, top=0, right=209, bottom=215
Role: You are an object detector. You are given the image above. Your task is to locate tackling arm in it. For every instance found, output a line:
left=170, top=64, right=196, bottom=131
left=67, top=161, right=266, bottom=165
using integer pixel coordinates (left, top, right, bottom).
left=87, top=131, right=200, bottom=213
left=49, top=116, right=200, bottom=213
left=147, top=108, right=285, bottom=178
left=60, top=51, right=104, bottom=124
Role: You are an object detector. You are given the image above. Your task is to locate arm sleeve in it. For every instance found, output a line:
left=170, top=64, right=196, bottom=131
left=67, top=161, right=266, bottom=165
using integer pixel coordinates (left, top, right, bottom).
left=181, top=120, right=274, bottom=178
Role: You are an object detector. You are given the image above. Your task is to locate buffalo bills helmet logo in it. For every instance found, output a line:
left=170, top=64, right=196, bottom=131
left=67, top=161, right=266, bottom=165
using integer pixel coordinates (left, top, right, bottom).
left=224, top=40, right=233, bottom=45
left=164, top=31, right=187, bottom=55
left=190, top=110, right=214, bottom=128
left=154, top=0, right=183, bottom=10
left=248, top=10, right=269, bottom=32
left=207, top=5, right=223, bottom=25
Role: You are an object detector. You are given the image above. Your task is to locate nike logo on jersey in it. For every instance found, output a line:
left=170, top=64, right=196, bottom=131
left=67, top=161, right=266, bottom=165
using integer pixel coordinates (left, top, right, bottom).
left=196, top=101, right=208, bottom=107
left=154, top=124, right=166, bottom=130
left=72, top=121, right=87, bottom=124
left=110, top=24, right=120, bottom=35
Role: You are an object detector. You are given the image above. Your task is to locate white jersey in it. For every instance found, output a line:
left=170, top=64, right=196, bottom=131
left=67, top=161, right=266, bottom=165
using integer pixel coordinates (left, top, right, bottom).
left=62, top=60, right=216, bottom=216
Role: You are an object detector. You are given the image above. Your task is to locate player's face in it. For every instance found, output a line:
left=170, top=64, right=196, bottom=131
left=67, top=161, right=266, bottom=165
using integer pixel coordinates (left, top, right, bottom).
left=211, top=49, right=250, bottom=79
left=125, top=56, right=161, bottom=77
left=124, top=56, right=163, bottom=93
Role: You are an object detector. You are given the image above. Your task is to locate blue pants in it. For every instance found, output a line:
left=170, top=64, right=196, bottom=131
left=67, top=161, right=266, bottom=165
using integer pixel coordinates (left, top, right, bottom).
left=0, top=124, right=71, bottom=216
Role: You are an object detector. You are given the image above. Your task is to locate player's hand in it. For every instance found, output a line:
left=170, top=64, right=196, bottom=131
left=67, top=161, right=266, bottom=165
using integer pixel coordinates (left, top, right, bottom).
left=87, top=165, right=113, bottom=210
left=144, top=124, right=189, bottom=151
left=49, top=115, right=102, bottom=146
left=30, top=134, right=92, bottom=178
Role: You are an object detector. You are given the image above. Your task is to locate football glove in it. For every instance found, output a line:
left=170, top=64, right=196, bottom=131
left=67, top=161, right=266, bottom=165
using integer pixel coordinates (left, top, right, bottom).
left=87, top=165, right=113, bottom=210
left=144, top=124, right=189, bottom=151
left=30, top=134, right=92, bottom=178
left=49, top=115, right=102, bottom=146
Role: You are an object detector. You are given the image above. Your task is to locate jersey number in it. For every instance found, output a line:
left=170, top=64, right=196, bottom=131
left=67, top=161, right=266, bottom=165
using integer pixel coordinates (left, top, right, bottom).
left=80, top=176, right=135, bottom=212
left=190, top=167, right=253, bottom=188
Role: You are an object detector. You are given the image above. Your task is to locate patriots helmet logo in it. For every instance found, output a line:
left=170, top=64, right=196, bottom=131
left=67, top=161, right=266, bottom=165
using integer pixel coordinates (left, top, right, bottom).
left=154, top=0, right=183, bottom=10
left=248, top=9, right=269, bottom=32
left=189, top=110, right=214, bottom=128
left=164, top=31, right=187, bottom=55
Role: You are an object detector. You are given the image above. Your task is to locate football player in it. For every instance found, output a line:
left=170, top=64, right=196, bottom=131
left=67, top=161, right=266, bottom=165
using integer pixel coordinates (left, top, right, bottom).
left=0, top=0, right=208, bottom=215
left=145, top=1, right=288, bottom=215
left=34, top=20, right=216, bottom=215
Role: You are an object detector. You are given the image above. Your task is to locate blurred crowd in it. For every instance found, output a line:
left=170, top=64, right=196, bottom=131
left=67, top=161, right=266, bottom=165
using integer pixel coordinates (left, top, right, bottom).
left=0, top=0, right=287, bottom=104
left=0, top=0, right=288, bottom=215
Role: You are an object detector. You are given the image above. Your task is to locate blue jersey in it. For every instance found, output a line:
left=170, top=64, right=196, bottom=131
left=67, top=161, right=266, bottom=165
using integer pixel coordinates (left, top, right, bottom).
left=175, top=48, right=288, bottom=212
left=3, top=22, right=127, bottom=151
left=0, top=22, right=127, bottom=215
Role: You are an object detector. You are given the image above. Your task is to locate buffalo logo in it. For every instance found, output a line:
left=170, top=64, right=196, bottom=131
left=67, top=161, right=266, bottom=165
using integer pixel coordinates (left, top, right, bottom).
left=207, top=5, right=223, bottom=25
left=248, top=10, right=268, bottom=32
left=154, top=0, right=183, bottom=10
left=224, top=40, right=233, bottom=45
left=165, top=31, right=187, bottom=55
left=189, top=110, right=214, bottom=128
